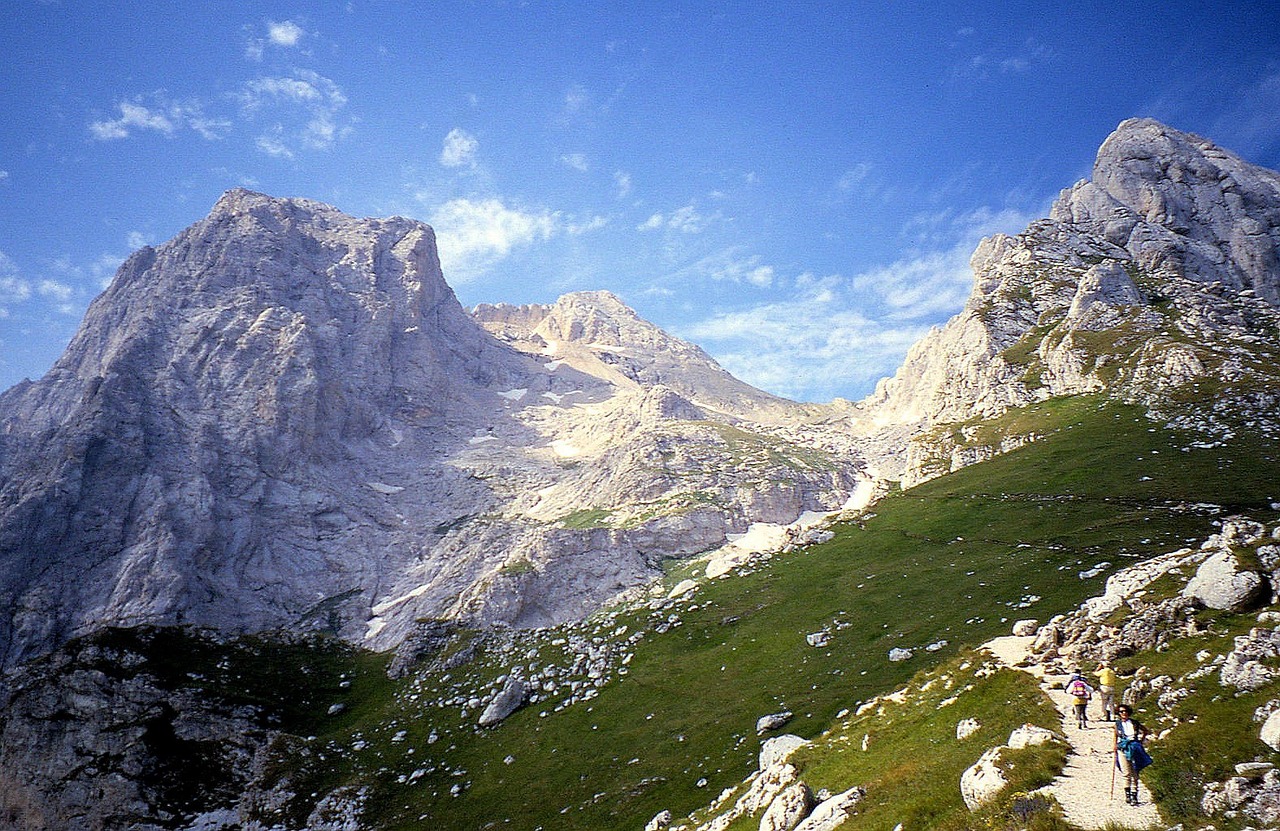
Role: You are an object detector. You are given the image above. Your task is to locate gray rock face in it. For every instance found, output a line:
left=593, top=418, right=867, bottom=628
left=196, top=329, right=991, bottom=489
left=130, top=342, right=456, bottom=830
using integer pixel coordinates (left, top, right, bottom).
left=0, top=190, right=866, bottom=670
left=852, top=119, right=1280, bottom=485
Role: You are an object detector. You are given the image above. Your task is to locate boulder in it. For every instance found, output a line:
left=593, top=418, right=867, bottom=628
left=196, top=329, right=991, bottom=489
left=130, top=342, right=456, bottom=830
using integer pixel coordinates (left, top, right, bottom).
left=644, top=809, right=673, bottom=831
left=1007, top=724, right=1056, bottom=749
left=1221, top=628, right=1280, bottom=691
left=888, top=647, right=913, bottom=662
left=960, top=747, right=1007, bottom=810
left=759, top=781, right=814, bottom=831
left=760, top=735, right=811, bottom=771
left=1183, top=551, right=1267, bottom=612
left=1012, top=619, right=1039, bottom=637
left=757, top=711, right=794, bottom=735
left=1262, top=709, right=1280, bottom=751
left=794, top=786, right=865, bottom=831
left=806, top=631, right=831, bottom=648
left=956, top=718, right=981, bottom=740
left=478, top=675, right=528, bottom=727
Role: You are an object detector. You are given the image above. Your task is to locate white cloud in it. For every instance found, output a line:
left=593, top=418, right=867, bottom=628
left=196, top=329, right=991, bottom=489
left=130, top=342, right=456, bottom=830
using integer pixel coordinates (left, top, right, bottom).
left=440, top=128, right=479, bottom=168
left=0, top=252, right=31, bottom=313
left=683, top=290, right=931, bottom=402
left=682, top=248, right=776, bottom=287
left=268, top=20, right=304, bottom=47
left=564, top=85, right=589, bottom=113
left=126, top=231, right=149, bottom=249
left=37, top=280, right=73, bottom=302
left=89, top=96, right=230, bottom=141
left=0, top=170, right=9, bottom=182
left=429, top=198, right=560, bottom=282
left=241, top=70, right=350, bottom=154
left=614, top=170, right=632, bottom=198
left=256, top=133, right=294, bottom=159
left=637, top=203, right=715, bottom=234
left=560, top=153, right=588, bottom=172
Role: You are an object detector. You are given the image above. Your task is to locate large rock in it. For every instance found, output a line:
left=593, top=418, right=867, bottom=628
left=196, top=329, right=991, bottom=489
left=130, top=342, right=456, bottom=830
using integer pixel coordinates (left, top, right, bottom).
left=760, top=734, right=810, bottom=771
left=1262, top=708, right=1280, bottom=751
left=794, top=786, right=865, bottom=831
left=759, top=782, right=814, bottom=831
left=1221, top=628, right=1280, bottom=691
left=960, top=747, right=1008, bottom=810
left=1007, top=724, right=1057, bottom=749
left=478, top=674, right=528, bottom=727
left=1184, top=551, right=1267, bottom=612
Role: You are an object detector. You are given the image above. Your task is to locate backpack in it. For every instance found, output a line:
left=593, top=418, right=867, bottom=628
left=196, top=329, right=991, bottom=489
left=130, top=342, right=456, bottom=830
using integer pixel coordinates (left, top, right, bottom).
left=1068, top=679, right=1088, bottom=697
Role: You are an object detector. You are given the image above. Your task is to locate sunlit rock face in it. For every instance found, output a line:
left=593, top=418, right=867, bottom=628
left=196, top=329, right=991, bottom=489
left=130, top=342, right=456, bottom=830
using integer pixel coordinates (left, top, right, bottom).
left=851, top=119, right=1280, bottom=484
left=0, top=190, right=865, bottom=669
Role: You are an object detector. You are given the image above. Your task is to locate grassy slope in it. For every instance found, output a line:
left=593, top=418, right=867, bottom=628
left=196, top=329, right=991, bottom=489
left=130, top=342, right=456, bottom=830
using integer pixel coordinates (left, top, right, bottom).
left=325, top=395, right=1276, bottom=830
left=68, top=395, right=1275, bottom=829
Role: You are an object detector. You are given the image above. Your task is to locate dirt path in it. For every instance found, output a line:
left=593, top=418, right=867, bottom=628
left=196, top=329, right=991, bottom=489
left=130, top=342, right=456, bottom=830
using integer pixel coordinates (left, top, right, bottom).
left=983, top=636, right=1162, bottom=830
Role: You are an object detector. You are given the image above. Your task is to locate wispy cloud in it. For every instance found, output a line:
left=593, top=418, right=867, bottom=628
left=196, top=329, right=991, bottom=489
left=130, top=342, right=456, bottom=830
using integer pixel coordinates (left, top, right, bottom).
left=89, top=97, right=230, bottom=141
left=637, top=203, right=717, bottom=234
left=682, top=204, right=1036, bottom=401
left=678, top=247, right=776, bottom=288
left=560, top=152, right=588, bottom=172
left=428, top=197, right=604, bottom=283
left=240, top=69, right=350, bottom=155
left=954, top=37, right=1054, bottom=80
left=246, top=19, right=306, bottom=60
left=683, top=287, right=931, bottom=402
left=440, top=128, right=479, bottom=168
left=614, top=171, right=632, bottom=198
left=0, top=252, right=31, bottom=317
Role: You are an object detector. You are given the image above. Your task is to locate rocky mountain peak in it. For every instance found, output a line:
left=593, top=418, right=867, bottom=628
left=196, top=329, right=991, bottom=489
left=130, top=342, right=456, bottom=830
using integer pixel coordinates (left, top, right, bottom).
left=856, top=119, right=1280, bottom=482
left=1051, top=118, right=1280, bottom=303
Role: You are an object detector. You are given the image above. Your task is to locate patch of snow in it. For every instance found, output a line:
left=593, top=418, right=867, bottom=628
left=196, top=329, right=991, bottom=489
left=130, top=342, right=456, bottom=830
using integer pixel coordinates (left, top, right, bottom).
left=843, top=479, right=877, bottom=512
left=469, top=435, right=499, bottom=445
left=497, top=388, right=528, bottom=401
left=545, top=360, right=566, bottom=371
left=365, top=617, right=386, bottom=640
left=366, top=481, right=405, bottom=495
left=542, top=392, right=565, bottom=403
left=371, top=583, right=432, bottom=616
left=726, top=523, right=789, bottom=553
left=551, top=439, right=581, bottom=457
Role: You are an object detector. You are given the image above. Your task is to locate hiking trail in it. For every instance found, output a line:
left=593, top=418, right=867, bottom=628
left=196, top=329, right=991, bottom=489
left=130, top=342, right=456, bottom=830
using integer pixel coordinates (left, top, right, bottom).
left=984, top=635, right=1163, bottom=830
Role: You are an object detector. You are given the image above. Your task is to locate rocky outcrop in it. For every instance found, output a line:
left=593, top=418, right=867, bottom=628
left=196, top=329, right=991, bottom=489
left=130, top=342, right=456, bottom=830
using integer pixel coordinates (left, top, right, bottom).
left=1183, top=550, right=1268, bottom=611
left=852, top=119, right=1280, bottom=485
left=960, top=747, right=1008, bottom=810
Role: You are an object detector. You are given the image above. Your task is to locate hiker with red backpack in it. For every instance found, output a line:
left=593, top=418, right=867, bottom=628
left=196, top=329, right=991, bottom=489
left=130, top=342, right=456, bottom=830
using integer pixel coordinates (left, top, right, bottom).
left=1066, top=669, right=1094, bottom=729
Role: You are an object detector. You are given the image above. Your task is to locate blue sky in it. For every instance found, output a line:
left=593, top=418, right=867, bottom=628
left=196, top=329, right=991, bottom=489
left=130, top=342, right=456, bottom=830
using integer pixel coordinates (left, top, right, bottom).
left=2, top=2, right=1279, bottom=402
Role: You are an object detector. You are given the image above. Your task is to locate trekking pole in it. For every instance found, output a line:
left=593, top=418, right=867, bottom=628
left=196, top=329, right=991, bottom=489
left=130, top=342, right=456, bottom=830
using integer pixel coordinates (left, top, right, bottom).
left=1110, top=735, right=1117, bottom=800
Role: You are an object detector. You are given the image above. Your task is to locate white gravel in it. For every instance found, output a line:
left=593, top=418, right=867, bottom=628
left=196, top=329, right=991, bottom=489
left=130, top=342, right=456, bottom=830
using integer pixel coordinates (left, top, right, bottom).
left=983, top=637, right=1163, bottom=829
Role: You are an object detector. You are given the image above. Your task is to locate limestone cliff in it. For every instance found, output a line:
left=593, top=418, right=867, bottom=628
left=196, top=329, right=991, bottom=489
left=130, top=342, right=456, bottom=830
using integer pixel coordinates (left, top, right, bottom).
left=0, top=190, right=864, bottom=670
left=853, top=119, right=1280, bottom=484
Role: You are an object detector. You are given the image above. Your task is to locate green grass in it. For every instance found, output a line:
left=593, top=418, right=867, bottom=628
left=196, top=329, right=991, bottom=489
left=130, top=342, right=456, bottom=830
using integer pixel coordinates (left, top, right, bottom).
left=332, top=396, right=1278, bottom=830
left=42, top=394, right=1279, bottom=830
left=790, top=657, right=1066, bottom=831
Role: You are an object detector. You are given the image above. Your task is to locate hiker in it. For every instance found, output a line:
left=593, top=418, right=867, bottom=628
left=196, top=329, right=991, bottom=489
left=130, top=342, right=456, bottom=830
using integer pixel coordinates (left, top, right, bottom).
left=1096, top=661, right=1117, bottom=721
left=1114, top=705, right=1152, bottom=805
left=1066, top=670, right=1093, bottom=729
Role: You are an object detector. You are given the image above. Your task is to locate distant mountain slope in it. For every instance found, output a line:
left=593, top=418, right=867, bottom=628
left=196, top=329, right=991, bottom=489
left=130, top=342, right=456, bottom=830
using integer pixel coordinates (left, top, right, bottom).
left=0, top=190, right=863, bottom=670
left=855, top=119, right=1280, bottom=485
left=473, top=291, right=809, bottom=423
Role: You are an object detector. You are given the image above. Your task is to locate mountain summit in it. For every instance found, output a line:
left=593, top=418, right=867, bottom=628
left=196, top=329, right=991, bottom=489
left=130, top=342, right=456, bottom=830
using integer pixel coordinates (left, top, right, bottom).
left=0, top=190, right=862, bottom=669
left=855, top=118, right=1280, bottom=482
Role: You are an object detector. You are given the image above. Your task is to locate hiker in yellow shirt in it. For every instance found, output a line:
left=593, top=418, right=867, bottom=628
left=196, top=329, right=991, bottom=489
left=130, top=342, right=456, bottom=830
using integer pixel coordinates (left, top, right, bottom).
left=1096, top=662, right=1117, bottom=722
